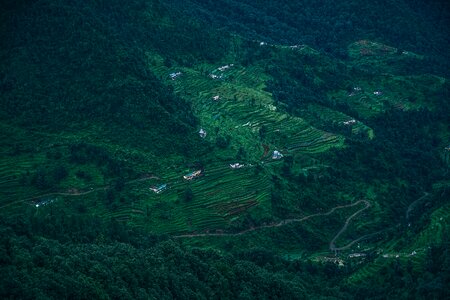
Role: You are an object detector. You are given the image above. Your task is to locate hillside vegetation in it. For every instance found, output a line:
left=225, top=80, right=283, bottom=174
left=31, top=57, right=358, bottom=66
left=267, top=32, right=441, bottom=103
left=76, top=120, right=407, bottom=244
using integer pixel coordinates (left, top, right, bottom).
left=0, top=0, right=449, bottom=298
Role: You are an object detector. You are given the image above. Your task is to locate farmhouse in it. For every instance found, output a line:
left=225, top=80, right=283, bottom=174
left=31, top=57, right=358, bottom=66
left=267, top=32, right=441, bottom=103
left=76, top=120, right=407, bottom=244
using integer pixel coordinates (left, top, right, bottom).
left=272, top=150, right=283, bottom=160
left=199, top=128, right=207, bottom=138
left=343, top=119, right=356, bottom=125
left=373, top=91, right=383, bottom=96
left=230, top=163, right=244, bottom=169
left=218, top=64, right=233, bottom=71
left=150, top=184, right=168, bottom=194
left=183, top=170, right=202, bottom=180
left=348, top=253, right=366, bottom=258
left=35, top=197, right=55, bottom=208
left=212, top=95, right=220, bottom=101
left=169, top=72, right=182, bottom=80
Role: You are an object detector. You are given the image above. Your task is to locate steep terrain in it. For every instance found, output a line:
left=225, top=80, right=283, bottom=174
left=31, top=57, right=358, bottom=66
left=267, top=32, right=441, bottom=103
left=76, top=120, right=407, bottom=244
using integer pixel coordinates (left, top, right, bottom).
left=0, top=0, right=449, bottom=298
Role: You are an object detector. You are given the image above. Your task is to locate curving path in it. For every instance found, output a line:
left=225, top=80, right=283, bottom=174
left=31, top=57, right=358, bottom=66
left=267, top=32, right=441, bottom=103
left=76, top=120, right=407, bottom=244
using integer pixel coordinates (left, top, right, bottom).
left=406, top=192, right=430, bottom=220
left=327, top=200, right=382, bottom=251
left=5, top=177, right=378, bottom=253
left=174, top=200, right=371, bottom=239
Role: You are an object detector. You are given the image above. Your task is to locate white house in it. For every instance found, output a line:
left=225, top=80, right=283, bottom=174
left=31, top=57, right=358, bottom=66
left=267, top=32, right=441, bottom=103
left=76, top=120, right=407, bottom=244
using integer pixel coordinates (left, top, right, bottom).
left=230, top=163, right=244, bottom=169
left=272, top=150, right=283, bottom=160
left=169, top=72, right=182, bottom=80
left=199, top=128, right=207, bottom=138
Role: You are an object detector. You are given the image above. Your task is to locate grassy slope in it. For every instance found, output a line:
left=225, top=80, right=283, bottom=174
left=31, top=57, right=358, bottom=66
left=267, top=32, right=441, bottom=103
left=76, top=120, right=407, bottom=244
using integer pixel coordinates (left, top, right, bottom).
left=0, top=2, right=448, bottom=286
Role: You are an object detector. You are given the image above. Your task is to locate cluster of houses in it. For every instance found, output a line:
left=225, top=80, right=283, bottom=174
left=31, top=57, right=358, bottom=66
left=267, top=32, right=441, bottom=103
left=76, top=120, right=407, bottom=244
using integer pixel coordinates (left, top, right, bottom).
left=149, top=149, right=285, bottom=194
left=158, top=62, right=289, bottom=197
left=208, top=64, right=234, bottom=79
left=170, top=63, right=234, bottom=82
left=149, top=170, right=203, bottom=194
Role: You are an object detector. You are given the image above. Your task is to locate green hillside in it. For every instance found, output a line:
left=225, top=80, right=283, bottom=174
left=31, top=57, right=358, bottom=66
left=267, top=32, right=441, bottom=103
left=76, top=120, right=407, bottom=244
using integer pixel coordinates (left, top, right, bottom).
left=0, top=0, right=449, bottom=298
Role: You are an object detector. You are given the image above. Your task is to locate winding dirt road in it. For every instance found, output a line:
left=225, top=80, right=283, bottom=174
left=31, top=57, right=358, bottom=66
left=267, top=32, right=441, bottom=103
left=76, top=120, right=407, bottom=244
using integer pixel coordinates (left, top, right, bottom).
left=174, top=200, right=371, bottom=240
left=329, top=200, right=379, bottom=251
left=406, top=192, right=430, bottom=220
left=5, top=178, right=378, bottom=253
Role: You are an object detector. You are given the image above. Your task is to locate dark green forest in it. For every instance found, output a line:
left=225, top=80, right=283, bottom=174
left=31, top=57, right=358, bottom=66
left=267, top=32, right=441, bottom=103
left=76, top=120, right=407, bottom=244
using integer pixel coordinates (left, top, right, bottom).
left=0, top=0, right=449, bottom=299
left=170, top=0, right=450, bottom=75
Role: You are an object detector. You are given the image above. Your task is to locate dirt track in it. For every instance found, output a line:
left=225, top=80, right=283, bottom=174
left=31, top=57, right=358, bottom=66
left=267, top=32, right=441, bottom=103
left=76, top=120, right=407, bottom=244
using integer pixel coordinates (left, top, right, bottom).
left=174, top=200, right=371, bottom=240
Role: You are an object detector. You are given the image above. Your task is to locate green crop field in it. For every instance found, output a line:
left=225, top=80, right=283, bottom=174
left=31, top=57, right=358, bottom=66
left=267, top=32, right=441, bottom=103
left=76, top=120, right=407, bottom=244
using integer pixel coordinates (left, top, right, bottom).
left=1, top=1, right=448, bottom=297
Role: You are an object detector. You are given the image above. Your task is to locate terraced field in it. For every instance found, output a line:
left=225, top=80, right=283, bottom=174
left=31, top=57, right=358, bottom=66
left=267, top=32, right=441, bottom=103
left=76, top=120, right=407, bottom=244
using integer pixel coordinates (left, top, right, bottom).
left=346, top=198, right=449, bottom=284
left=150, top=51, right=345, bottom=162
left=332, top=40, right=447, bottom=118
left=123, top=162, right=272, bottom=234
left=1, top=39, right=446, bottom=252
left=305, top=104, right=374, bottom=139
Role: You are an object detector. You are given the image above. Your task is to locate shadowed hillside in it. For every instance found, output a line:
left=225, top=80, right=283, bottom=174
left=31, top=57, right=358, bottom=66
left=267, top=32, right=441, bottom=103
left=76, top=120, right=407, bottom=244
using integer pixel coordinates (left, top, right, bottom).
left=0, top=0, right=449, bottom=299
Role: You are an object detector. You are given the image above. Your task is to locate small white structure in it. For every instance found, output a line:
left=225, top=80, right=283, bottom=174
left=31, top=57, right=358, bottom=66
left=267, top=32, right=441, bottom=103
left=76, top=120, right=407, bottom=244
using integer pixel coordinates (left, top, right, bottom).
left=34, top=198, right=55, bottom=208
left=272, top=150, right=283, bottom=160
left=348, top=253, right=366, bottom=258
left=183, top=170, right=202, bottom=180
left=267, top=104, right=277, bottom=111
left=169, top=72, right=182, bottom=80
left=150, top=184, right=168, bottom=194
left=373, top=91, right=383, bottom=96
left=212, top=95, right=220, bottom=101
left=199, top=128, right=207, bottom=138
left=218, top=64, right=233, bottom=72
left=230, top=163, right=244, bottom=169
left=260, top=42, right=267, bottom=46
left=343, top=119, right=356, bottom=125
left=209, top=74, right=222, bottom=79
left=353, top=87, right=362, bottom=91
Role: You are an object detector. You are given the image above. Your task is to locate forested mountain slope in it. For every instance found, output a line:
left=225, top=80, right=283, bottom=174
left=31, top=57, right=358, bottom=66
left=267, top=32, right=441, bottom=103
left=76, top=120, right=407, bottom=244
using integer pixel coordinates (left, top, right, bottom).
left=170, top=0, right=450, bottom=75
left=0, top=0, right=449, bottom=298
